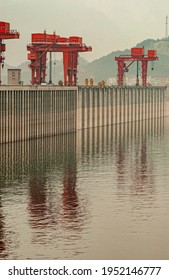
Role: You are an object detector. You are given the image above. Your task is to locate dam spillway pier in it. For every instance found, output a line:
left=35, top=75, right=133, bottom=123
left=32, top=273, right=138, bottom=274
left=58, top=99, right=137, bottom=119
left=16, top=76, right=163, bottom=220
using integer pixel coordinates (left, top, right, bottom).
left=0, top=85, right=167, bottom=144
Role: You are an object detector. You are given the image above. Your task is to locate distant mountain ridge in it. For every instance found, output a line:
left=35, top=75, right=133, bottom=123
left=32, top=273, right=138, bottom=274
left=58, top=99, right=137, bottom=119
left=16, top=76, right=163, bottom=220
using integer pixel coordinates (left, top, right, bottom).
left=2, top=37, right=169, bottom=85
left=82, top=37, right=169, bottom=84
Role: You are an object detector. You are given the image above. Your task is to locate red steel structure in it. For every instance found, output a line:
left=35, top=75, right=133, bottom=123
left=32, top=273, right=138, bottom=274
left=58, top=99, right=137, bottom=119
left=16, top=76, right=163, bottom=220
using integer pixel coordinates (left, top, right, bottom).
left=115, top=48, right=158, bottom=86
left=27, top=32, right=92, bottom=85
left=0, top=21, right=20, bottom=85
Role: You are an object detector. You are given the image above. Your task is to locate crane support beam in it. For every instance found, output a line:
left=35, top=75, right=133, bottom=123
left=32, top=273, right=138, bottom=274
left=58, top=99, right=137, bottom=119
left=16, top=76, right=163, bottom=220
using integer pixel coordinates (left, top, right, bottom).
left=142, top=61, right=148, bottom=86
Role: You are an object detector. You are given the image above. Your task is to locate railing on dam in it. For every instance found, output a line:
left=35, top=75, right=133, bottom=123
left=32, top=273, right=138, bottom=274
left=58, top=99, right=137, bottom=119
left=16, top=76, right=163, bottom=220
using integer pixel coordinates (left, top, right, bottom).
left=0, top=85, right=167, bottom=144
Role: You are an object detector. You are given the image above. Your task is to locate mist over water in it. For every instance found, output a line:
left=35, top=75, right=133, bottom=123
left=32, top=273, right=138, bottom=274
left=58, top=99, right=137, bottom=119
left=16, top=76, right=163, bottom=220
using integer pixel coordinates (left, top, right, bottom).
left=0, top=118, right=169, bottom=259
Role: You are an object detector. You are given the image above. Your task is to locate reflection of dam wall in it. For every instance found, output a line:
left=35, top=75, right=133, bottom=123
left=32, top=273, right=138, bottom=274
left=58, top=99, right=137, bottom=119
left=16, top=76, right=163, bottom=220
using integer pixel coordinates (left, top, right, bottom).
left=0, top=119, right=164, bottom=185
left=77, top=118, right=164, bottom=161
left=0, top=133, right=77, bottom=185
left=0, top=118, right=164, bottom=185
left=0, top=85, right=167, bottom=143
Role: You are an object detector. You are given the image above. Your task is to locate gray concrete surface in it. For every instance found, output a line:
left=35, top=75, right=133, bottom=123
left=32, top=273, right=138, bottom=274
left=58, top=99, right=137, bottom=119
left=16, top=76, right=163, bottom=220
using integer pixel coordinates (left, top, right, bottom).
left=0, top=85, right=167, bottom=143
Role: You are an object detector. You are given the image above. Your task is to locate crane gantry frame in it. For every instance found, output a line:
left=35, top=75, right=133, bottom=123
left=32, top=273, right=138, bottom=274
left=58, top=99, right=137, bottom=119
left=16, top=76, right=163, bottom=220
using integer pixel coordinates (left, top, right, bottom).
left=115, top=48, right=158, bottom=86
left=27, top=32, right=92, bottom=85
left=0, top=21, right=20, bottom=85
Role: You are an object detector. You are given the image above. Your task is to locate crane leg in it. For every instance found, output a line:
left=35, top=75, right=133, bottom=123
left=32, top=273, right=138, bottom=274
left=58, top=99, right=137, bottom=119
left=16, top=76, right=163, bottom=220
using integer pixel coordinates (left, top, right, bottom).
left=142, top=61, right=148, bottom=86
left=117, top=61, right=125, bottom=86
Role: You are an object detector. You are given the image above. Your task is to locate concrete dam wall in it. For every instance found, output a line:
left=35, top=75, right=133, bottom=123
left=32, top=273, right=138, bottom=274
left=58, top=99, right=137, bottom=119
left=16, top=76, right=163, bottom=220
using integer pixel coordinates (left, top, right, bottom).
left=0, top=86, right=77, bottom=143
left=0, top=85, right=167, bottom=143
left=77, top=86, right=166, bottom=130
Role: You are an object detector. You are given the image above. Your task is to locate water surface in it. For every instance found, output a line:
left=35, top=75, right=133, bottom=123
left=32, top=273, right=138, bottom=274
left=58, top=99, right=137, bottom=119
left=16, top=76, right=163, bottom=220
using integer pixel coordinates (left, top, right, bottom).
left=0, top=118, right=169, bottom=259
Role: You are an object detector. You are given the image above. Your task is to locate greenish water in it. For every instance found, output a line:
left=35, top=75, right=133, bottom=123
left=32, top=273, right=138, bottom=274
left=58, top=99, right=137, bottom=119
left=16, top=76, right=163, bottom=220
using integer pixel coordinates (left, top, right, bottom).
left=0, top=118, right=169, bottom=259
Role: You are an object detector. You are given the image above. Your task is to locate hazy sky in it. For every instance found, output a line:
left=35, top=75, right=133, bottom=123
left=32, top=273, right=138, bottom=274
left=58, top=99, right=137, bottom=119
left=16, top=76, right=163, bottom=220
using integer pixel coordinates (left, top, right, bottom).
left=2, top=0, right=169, bottom=65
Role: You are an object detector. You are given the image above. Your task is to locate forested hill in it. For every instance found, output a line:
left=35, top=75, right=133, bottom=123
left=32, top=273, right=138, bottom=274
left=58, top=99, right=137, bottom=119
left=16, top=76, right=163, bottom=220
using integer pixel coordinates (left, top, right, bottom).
left=79, top=37, right=169, bottom=83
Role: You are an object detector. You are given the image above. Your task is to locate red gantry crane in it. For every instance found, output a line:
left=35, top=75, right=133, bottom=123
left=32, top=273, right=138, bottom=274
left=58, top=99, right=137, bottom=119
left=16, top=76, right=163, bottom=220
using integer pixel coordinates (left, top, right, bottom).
left=115, top=48, right=158, bottom=86
left=0, top=21, right=20, bottom=85
left=27, top=32, right=92, bottom=85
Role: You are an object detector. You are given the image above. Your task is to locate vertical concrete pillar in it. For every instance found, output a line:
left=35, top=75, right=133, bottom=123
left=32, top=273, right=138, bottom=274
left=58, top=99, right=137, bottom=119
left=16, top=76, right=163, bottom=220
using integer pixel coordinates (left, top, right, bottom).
left=77, top=87, right=81, bottom=130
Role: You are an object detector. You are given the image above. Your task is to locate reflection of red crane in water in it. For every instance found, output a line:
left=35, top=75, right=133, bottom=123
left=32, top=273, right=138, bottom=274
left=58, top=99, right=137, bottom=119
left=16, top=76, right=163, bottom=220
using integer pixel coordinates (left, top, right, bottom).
left=132, top=141, right=154, bottom=192
left=27, top=136, right=82, bottom=233
left=0, top=197, right=8, bottom=258
left=62, top=166, right=78, bottom=223
left=28, top=177, right=47, bottom=228
left=116, top=138, right=125, bottom=185
left=115, top=125, right=154, bottom=195
left=28, top=167, right=78, bottom=230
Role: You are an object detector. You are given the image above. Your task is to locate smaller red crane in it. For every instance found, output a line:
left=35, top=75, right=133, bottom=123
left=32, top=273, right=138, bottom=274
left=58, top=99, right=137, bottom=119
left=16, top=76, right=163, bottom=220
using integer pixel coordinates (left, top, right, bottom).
left=115, top=48, right=158, bottom=86
left=0, top=21, right=20, bottom=85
